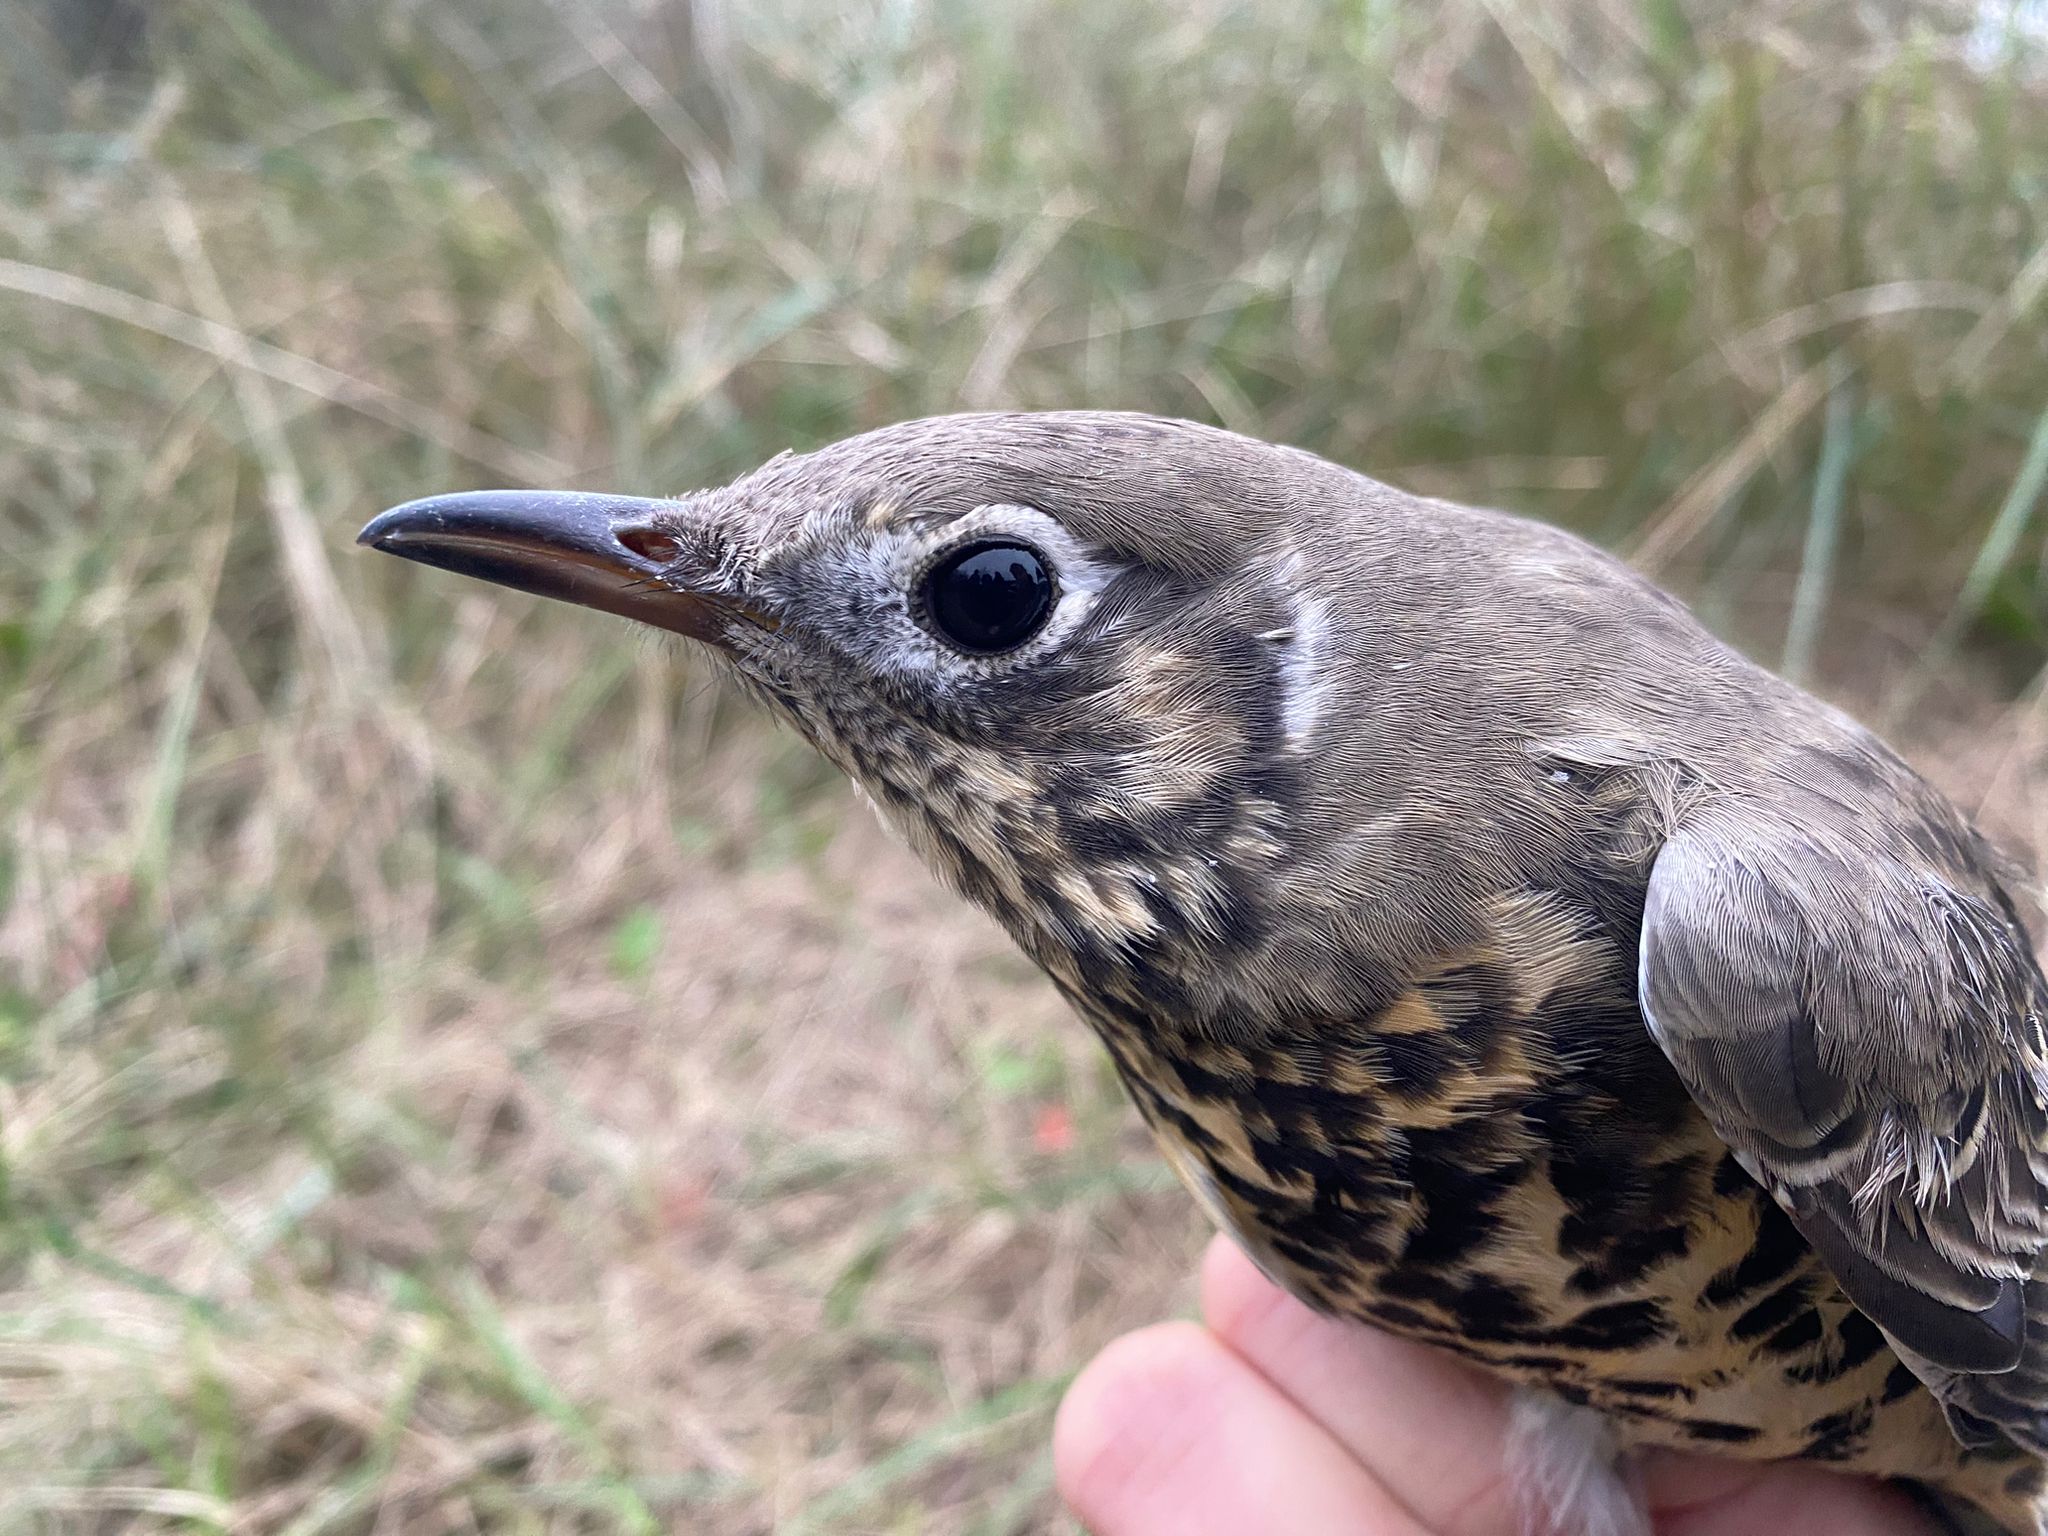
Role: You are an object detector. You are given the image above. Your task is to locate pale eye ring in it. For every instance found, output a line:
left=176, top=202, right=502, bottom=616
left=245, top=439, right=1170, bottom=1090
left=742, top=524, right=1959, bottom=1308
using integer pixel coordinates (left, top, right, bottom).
left=918, top=541, right=1055, bottom=654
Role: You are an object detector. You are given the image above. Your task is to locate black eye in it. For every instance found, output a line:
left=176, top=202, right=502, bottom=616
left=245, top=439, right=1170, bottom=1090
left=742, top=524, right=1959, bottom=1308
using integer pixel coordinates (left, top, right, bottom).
left=920, top=541, right=1055, bottom=654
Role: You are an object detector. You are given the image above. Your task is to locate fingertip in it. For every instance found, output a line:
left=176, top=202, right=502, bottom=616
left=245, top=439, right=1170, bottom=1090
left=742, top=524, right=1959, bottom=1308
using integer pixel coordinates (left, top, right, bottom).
left=1054, top=1321, right=1223, bottom=1528
left=1195, top=1234, right=1517, bottom=1536
left=1054, top=1317, right=1423, bottom=1536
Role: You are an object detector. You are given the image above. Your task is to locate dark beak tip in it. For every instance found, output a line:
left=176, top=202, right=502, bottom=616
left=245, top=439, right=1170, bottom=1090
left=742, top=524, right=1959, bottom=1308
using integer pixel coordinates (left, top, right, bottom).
left=356, top=495, right=473, bottom=554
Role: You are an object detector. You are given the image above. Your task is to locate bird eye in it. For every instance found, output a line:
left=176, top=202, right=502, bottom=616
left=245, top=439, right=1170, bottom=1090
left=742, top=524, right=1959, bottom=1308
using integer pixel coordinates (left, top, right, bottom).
left=920, top=541, right=1055, bottom=655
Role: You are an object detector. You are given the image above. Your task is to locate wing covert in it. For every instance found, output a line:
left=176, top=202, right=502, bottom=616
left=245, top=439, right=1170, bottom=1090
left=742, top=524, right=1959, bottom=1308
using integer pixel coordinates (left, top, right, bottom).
left=1640, top=817, right=2048, bottom=1421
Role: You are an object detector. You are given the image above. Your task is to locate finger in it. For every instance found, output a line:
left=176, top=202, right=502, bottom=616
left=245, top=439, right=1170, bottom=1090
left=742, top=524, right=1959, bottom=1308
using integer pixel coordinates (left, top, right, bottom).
left=1642, top=1449, right=1941, bottom=1536
left=1199, top=1235, right=1520, bottom=1535
left=1054, top=1319, right=1431, bottom=1536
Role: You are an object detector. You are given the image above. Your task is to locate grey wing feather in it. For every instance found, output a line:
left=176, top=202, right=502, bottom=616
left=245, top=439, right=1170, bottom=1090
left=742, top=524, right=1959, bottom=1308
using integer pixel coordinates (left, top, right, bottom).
left=1640, top=816, right=2048, bottom=1447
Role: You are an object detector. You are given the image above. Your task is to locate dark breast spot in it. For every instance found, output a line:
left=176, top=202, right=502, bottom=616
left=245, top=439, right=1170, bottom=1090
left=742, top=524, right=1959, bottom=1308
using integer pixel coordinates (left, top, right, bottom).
left=1564, top=1222, right=1694, bottom=1295
left=1680, top=1418, right=1765, bottom=1445
left=1826, top=1310, right=1886, bottom=1373
left=1730, top=1277, right=1817, bottom=1343
left=1700, top=1200, right=1808, bottom=1307
left=1364, top=1300, right=1437, bottom=1334
left=1800, top=1403, right=1874, bottom=1461
left=1761, top=1308, right=1825, bottom=1358
left=1881, top=1362, right=1923, bottom=1403
left=1607, top=1377, right=1693, bottom=1401
left=1547, top=1298, right=1671, bottom=1351
left=1142, top=1090, right=1220, bottom=1155
left=1449, top=1274, right=1545, bottom=1340
left=1373, top=1030, right=1462, bottom=1099
left=1396, top=1124, right=1531, bottom=1269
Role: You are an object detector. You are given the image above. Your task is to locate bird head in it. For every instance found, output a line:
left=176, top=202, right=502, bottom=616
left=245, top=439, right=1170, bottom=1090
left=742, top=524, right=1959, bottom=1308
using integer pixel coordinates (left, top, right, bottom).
left=361, top=411, right=1480, bottom=1025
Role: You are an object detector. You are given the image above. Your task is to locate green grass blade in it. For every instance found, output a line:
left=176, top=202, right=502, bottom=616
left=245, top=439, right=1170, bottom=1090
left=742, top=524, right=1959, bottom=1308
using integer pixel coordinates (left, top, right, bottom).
left=1893, top=400, right=2048, bottom=715
left=1782, top=360, right=1857, bottom=685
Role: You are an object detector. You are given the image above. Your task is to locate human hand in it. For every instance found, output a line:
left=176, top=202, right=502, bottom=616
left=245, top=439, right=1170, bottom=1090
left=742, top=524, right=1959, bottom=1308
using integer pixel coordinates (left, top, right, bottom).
left=1053, top=1235, right=1937, bottom=1535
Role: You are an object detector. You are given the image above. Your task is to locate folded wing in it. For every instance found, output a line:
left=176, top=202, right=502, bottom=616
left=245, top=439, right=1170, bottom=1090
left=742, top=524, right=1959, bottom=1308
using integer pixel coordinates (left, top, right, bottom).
left=1641, top=816, right=2048, bottom=1448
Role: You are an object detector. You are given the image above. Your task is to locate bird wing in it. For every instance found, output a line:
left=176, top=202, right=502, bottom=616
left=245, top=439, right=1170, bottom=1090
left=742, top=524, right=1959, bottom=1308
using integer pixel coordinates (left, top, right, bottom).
left=1640, top=813, right=2048, bottom=1444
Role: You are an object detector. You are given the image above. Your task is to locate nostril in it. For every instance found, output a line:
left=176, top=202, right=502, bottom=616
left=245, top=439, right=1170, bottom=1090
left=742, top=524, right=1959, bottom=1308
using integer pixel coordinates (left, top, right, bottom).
left=617, top=525, right=684, bottom=564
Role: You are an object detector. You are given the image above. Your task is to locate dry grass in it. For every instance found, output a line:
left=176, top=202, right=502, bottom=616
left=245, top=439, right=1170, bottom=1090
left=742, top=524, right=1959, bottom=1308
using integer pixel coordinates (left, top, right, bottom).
left=3, top=1, right=2047, bottom=1531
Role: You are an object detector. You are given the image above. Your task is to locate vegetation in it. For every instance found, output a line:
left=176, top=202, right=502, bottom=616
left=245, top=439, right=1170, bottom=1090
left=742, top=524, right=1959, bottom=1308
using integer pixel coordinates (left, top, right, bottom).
left=3, top=1, right=2045, bottom=1530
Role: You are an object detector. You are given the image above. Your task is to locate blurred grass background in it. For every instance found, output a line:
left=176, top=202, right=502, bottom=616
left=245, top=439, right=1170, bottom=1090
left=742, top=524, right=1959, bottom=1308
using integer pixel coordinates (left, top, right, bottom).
left=3, top=0, right=2047, bottom=1530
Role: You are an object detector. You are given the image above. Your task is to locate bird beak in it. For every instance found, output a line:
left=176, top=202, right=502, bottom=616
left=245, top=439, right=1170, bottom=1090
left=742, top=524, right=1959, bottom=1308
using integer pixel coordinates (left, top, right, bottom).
left=358, top=489, right=756, bottom=645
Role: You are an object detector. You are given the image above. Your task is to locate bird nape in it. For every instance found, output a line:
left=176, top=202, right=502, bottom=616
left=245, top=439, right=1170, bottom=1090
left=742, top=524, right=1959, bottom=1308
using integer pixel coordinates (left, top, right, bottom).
left=362, top=411, right=2048, bottom=1536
